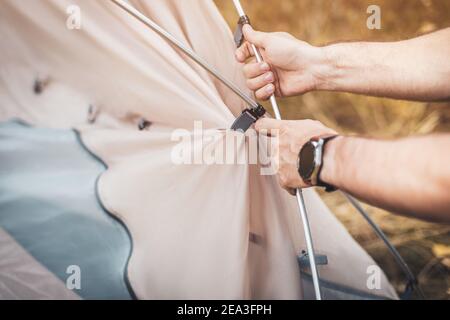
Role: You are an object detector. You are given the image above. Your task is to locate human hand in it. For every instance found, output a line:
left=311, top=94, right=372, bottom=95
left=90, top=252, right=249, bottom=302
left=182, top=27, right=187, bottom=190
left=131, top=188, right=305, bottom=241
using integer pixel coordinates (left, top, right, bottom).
left=255, top=118, right=337, bottom=194
left=235, top=25, right=328, bottom=100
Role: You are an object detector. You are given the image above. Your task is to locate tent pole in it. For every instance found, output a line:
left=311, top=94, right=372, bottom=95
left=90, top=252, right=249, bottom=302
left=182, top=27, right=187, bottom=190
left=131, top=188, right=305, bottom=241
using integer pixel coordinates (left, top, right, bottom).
left=109, top=0, right=259, bottom=110
left=344, top=194, right=425, bottom=299
left=232, top=0, right=322, bottom=300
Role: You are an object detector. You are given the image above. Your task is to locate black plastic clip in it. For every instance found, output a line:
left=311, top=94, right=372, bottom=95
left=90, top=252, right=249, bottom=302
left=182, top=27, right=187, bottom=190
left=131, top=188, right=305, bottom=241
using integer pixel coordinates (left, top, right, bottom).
left=87, top=104, right=99, bottom=124
left=231, top=104, right=266, bottom=132
left=234, top=15, right=251, bottom=48
left=33, top=76, right=51, bottom=95
left=298, top=251, right=328, bottom=269
left=138, top=118, right=152, bottom=131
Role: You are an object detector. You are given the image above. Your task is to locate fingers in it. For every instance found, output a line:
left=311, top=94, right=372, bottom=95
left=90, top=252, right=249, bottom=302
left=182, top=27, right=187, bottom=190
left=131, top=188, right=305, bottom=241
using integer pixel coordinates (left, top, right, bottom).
left=255, top=84, right=275, bottom=100
left=284, top=187, right=297, bottom=196
left=235, top=42, right=254, bottom=63
left=255, top=118, right=283, bottom=134
left=235, top=26, right=268, bottom=62
left=246, top=71, right=274, bottom=91
left=242, top=25, right=268, bottom=48
left=243, top=61, right=270, bottom=79
left=242, top=61, right=274, bottom=99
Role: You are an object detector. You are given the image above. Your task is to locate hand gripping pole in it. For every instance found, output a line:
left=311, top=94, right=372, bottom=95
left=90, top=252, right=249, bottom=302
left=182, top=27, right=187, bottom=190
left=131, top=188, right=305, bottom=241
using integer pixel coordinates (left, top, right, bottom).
left=232, top=0, right=322, bottom=300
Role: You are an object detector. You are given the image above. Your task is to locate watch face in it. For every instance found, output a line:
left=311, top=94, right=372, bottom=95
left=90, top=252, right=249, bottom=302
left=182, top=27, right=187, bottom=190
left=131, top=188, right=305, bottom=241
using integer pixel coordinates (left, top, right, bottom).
left=299, top=142, right=316, bottom=180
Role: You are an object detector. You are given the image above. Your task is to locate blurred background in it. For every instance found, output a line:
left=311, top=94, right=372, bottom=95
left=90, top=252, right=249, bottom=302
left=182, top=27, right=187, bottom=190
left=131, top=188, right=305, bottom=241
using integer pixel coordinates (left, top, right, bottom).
left=216, top=0, right=450, bottom=299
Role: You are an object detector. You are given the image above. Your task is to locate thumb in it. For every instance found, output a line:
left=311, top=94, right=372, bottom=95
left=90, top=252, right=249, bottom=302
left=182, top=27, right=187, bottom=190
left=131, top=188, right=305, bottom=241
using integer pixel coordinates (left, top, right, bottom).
left=243, top=25, right=268, bottom=48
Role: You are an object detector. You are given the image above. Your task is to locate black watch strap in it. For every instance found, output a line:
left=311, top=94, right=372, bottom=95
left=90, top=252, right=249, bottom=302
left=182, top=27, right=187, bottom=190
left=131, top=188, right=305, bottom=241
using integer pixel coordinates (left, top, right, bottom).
left=316, top=135, right=339, bottom=192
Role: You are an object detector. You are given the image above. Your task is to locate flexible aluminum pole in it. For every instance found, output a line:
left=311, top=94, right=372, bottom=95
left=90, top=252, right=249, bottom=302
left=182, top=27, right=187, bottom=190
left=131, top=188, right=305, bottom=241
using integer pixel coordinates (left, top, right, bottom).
left=110, top=0, right=259, bottom=110
left=344, top=194, right=425, bottom=299
left=232, top=0, right=322, bottom=300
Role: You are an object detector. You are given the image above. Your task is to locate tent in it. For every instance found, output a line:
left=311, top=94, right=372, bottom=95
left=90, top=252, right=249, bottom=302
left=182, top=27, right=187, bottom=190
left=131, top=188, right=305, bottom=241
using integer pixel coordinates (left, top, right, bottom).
left=0, top=0, right=397, bottom=300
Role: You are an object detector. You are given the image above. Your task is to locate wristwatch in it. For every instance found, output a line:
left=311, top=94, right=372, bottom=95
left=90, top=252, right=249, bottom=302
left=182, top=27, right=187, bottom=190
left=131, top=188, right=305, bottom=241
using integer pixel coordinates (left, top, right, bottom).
left=297, top=135, right=339, bottom=192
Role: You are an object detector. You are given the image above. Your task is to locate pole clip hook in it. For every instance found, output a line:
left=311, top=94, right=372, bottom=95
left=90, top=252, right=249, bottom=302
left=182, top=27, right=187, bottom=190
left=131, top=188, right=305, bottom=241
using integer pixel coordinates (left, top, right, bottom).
left=234, top=15, right=251, bottom=47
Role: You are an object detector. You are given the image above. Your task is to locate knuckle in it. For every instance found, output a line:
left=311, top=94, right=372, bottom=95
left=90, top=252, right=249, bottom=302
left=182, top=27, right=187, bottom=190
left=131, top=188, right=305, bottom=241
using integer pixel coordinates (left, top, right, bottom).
left=245, top=63, right=258, bottom=77
left=243, top=65, right=251, bottom=77
left=279, top=125, right=288, bottom=136
left=278, top=175, right=287, bottom=187
left=251, top=79, right=262, bottom=90
left=256, top=89, right=268, bottom=100
left=251, top=64, right=262, bottom=77
left=279, top=174, right=292, bottom=188
left=278, top=136, right=288, bottom=147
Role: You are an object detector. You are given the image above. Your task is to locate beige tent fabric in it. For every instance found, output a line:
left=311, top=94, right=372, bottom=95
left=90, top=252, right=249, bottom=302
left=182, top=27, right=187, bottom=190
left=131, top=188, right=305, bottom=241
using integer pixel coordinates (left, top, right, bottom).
left=0, top=0, right=397, bottom=299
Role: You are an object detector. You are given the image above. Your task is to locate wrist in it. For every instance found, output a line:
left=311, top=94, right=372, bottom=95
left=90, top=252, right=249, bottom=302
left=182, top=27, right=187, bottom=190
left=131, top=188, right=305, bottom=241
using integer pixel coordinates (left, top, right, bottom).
left=320, top=135, right=344, bottom=187
left=290, top=43, right=340, bottom=94
left=319, top=42, right=382, bottom=94
left=312, top=45, right=341, bottom=92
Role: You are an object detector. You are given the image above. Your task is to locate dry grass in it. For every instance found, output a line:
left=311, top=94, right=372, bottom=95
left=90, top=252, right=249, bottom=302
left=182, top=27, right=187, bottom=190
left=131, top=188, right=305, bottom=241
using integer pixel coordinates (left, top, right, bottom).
left=215, top=0, right=450, bottom=299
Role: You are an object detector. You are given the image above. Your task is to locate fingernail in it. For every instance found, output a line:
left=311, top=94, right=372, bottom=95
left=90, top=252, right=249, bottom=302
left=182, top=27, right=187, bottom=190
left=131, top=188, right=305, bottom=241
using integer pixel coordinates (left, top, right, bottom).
left=261, top=63, right=270, bottom=71
left=266, top=84, right=274, bottom=94
left=264, top=72, right=274, bottom=82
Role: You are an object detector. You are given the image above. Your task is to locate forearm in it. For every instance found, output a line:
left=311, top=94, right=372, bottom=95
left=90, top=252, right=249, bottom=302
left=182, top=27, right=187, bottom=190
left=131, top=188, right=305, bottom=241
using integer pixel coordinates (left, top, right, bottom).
left=317, top=28, right=450, bottom=101
left=321, top=135, right=450, bottom=222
